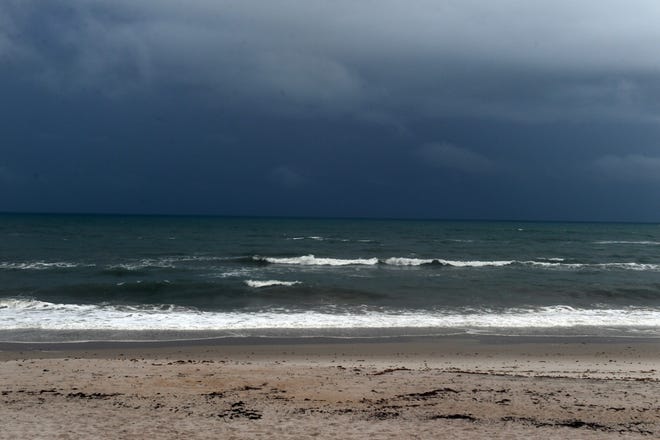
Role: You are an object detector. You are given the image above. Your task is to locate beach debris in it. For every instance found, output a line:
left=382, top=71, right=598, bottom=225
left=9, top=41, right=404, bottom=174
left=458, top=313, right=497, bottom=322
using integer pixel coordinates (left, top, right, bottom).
left=430, top=414, right=477, bottom=422
left=371, top=367, right=411, bottom=376
left=501, top=416, right=610, bottom=431
left=218, top=401, right=262, bottom=420
left=399, top=388, right=459, bottom=399
left=66, top=392, right=121, bottom=400
left=370, top=410, right=400, bottom=420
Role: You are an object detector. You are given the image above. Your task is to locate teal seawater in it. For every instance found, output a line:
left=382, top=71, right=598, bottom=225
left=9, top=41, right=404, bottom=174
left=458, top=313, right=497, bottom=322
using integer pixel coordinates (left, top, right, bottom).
left=1, top=214, right=660, bottom=339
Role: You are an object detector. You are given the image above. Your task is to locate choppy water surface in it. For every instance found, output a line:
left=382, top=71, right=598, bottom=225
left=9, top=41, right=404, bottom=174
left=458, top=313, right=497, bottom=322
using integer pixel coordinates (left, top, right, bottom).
left=1, top=215, right=660, bottom=340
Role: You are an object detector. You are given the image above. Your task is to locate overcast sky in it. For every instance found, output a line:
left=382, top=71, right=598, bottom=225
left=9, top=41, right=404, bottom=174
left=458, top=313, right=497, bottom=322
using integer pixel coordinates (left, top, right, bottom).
left=2, top=0, right=660, bottom=221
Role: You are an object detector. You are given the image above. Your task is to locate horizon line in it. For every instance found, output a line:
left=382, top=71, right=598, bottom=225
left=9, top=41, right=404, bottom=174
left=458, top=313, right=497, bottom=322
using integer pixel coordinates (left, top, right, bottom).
left=0, top=210, right=658, bottom=225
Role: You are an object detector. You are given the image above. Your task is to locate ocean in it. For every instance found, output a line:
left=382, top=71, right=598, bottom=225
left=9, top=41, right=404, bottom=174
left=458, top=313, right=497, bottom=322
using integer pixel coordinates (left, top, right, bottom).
left=1, top=214, right=659, bottom=342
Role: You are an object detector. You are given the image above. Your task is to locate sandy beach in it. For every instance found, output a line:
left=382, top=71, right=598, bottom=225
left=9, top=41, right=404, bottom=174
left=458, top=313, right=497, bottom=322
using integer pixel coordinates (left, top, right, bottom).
left=1, top=336, right=658, bottom=439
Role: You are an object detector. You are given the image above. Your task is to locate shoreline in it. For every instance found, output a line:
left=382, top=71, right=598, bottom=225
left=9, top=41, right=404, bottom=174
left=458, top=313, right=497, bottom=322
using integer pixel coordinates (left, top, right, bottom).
left=1, top=324, right=659, bottom=345
left=2, top=333, right=660, bottom=357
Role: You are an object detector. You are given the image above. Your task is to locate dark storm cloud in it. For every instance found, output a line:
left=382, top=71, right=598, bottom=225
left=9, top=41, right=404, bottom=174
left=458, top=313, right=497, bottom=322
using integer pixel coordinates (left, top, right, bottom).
left=270, top=166, right=306, bottom=188
left=593, top=154, right=660, bottom=182
left=418, top=143, right=495, bottom=175
left=0, top=166, right=21, bottom=184
left=3, top=0, right=660, bottom=122
left=2, top=0, right=660, bottom=220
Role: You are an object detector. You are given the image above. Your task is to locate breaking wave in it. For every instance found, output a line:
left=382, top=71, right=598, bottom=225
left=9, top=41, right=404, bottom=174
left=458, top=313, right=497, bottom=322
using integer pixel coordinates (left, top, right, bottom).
left=1, top=300, right=659, bottom=335
left=0, top=261, right=90, bottom=270
left=253, top=255, right=379, bottom=266
left=384, top=258, right=512, bottom=267
left=244, top=280, right=302, bottom=288
left=252, top=255, right=660, bottom=271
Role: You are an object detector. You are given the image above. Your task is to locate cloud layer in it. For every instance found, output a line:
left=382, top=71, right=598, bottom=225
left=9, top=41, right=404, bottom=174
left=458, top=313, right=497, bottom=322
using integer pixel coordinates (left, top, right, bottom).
left=418, top=143, right=494, bottom=174
left=3, top=0, right=660, bottom=122
left=3, top=1, right=660, bottom=220
left=594, top=154, right=660, bottom=182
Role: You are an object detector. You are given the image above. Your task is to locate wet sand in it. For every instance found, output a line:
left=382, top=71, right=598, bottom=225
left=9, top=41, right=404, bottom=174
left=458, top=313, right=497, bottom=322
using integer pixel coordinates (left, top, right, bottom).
left=1, top=336, right=659, bottom=439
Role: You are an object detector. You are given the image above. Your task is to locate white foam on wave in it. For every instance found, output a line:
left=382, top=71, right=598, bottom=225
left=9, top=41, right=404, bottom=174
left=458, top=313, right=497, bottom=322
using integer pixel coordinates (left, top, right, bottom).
left=287, top=236, right=328, bottom=241
left=597, top=262, right=660, bottom=271
left=1, top=300, right=659, bottom=332
left=0, top=261, right=89, bottom=270
left=523, top=261, right=660, bottom=271
left=211, top=268, right=254, bottom=279
left=107, top=255, right=229, bottom=271
left=442, top=259, right=513, bottom=267
left=513, top=261, right=660, bottom=271
left=384, top=258, right=514, bottom=267
left=288, top=236, right=371, bottom=243
left=256, top=255, right=660, bottom=271
left=384, top=257, right=435, bottom=266
left=109, top=261, right=175, bottom=271
left=257, top=255, right=379, bottom=266
left=523, top=261, right=576, bottom=268
left=244, top=280, right=302, bottom=288
left=387, top=258, right=660, bottom=271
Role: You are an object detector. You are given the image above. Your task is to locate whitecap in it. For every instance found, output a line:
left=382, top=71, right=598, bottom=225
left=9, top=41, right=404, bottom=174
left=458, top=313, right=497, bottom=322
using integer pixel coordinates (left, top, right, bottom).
left=598, top=262, right=660, bottom=271
left=385, top=258, right=515, bottom=267
left=384, top=257, right=435, bottom=266
left=0, top=261, right=86, bottom=270
left=439, top=259, right=514, bottom=267
left=257, top=255, right=379, bottom=266
left=1, top=300, right=659, bottom=333
left=106, top=255, right=227, bottom=271
left=523, top=261, right=660, bottom=271
left=287, top=236, right=325, bottom=241
left=244, top=280, right=302, bottom=288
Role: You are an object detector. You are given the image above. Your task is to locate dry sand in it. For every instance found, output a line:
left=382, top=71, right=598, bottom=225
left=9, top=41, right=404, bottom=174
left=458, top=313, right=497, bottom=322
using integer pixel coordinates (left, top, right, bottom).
left=1, top=336, right=659, bottom=439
